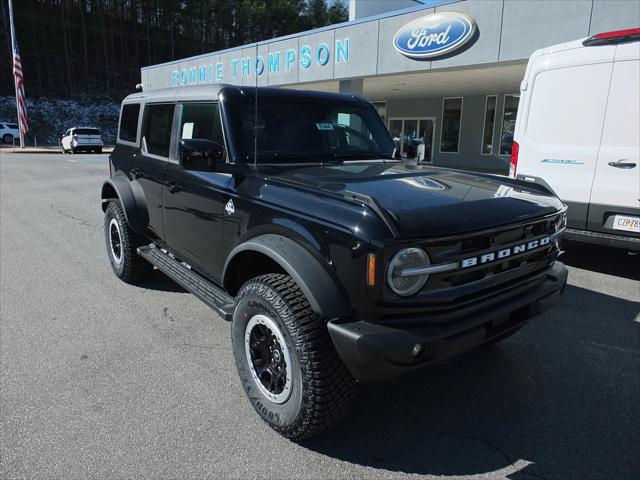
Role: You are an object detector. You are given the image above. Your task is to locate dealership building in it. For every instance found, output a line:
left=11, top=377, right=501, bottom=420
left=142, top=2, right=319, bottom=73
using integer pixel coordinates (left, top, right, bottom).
left=141, top=0, right=639, bottom=173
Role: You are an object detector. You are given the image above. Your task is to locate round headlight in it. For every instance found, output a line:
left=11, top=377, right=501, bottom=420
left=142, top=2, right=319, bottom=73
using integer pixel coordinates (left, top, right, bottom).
left=387, top=248, right=430, bottom=297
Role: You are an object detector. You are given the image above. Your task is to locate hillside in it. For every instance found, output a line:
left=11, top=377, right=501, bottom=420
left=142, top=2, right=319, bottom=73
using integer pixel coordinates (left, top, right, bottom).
left=0, top=96, right=120, bottom=146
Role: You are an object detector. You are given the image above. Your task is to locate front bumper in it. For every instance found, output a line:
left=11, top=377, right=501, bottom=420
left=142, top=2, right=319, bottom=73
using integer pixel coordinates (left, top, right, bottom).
left=328, top=262, right=568, bottom=382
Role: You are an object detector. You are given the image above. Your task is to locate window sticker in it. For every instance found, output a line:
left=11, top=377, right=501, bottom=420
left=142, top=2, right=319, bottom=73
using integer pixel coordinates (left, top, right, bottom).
left=316, top=122, right=334, bottom=131
left=182, top=122, right=194, bottom=139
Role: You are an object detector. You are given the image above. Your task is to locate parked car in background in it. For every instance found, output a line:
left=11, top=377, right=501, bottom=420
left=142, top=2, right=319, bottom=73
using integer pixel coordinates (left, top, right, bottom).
left=511, top=28, right=640, bottom=251
left=0, top=122, right=19, bottom=144
left=61, top=127, right=103, bottom=154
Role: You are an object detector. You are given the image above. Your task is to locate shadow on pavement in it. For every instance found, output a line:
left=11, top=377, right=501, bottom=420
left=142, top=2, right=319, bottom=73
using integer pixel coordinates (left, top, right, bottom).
left=301, top=284, right=640, bottom=479
left=560, top=242, right=639, bottom=281
left=136, top=269, right=186, bottom=293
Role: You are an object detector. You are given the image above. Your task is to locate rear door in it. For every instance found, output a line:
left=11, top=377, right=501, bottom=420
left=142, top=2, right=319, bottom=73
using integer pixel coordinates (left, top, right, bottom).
left=135, top=103, right=175, bottom=241
left=516, top=44, right=616, bottom=229
left=588, top=42, right=640, bottom=237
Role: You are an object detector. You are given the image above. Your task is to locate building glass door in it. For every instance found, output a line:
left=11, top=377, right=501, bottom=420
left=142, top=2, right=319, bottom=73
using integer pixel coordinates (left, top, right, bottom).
left=388, top=117, right=435, bottom=162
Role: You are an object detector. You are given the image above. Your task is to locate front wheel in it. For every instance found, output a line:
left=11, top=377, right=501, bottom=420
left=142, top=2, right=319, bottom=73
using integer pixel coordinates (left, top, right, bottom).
left=232, top=274, right=355, bottom=440
left=104, top=201, right=153, bottom=283
left=3, top=134, right=13, bottom=144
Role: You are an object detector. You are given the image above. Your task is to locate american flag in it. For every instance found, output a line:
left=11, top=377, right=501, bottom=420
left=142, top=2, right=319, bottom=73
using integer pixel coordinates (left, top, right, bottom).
left=12, top=44, right=28, bottom=135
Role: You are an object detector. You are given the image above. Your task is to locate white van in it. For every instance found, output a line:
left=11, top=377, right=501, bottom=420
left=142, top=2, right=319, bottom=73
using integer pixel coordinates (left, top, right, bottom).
left=511, top=28, right=639, bottom=251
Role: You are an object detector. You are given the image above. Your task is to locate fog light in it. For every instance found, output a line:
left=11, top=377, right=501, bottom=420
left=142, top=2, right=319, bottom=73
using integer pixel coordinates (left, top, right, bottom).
left=411, top=343, right=424, bottom=357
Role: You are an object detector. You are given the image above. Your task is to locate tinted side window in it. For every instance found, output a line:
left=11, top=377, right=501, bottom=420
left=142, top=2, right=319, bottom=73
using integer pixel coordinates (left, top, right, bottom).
left=119, top=103, right=141, bottom=143
left=143, top=104, right=175, bottom=157
left=178, top=103, right=224, bottom=146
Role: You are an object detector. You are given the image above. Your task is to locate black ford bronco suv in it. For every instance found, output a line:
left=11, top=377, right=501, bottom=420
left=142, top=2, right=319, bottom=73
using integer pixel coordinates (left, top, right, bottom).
left=101, top=84, right=568, bottom=439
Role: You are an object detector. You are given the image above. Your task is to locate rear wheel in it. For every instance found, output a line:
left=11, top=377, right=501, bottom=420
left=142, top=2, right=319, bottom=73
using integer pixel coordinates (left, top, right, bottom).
left=232, top=273, right=355, bottom=440
left=104, top=201, right=153, bottom=283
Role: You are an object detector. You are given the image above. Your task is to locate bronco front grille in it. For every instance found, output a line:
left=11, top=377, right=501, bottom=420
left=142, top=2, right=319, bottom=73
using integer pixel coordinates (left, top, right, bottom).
left=380, top=212, right=564, bottom=307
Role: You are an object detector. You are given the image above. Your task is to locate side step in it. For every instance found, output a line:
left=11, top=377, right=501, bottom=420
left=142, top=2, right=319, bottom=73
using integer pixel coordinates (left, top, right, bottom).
left=138, top=245, right=234, bottom=321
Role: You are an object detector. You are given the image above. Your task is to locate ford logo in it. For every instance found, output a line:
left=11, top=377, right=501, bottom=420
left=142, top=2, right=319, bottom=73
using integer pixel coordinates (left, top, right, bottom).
left=393, top=12, right=477, bottom=60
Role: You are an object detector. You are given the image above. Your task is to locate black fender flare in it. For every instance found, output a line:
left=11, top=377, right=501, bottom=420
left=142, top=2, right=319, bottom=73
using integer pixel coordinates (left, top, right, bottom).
left=223, top=234, right=351, bottom=318
left=100, top=175, right=149, bottom=236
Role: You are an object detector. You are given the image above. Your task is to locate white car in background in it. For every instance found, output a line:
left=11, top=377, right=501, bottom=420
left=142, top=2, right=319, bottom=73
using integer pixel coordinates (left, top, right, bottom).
left=61, top=127, right=103, bottom=154
left=0, top=122, right=19, bottom=144
left=511, top=28, right=640, bottom=251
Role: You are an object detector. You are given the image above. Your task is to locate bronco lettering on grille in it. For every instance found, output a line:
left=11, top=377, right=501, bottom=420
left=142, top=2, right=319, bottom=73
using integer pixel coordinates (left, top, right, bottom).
left=461, top=235, right=551, bottom=268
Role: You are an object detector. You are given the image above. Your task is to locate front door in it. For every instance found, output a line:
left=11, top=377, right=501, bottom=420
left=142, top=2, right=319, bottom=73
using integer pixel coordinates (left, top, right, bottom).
left=388, top=117, right=435, bottom=161
left=162, top=102, right=230, bottom=282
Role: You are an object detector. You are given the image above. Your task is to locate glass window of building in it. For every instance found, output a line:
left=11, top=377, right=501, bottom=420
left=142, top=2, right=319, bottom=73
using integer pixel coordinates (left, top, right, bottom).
left=481, top=95, right=497, bottom=155
left=499, top=94, right=519, bottom=155
left=440, top=97, right=462, bottom=153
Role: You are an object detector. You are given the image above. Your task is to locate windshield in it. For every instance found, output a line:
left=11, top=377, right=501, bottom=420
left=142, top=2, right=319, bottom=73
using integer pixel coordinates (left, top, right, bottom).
left=226, top=92, right=396, bottom=163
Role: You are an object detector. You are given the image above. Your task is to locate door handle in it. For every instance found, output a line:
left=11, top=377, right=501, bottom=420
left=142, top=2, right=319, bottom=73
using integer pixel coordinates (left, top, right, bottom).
left=166, top=181, right=181, bottom=194
left=608, top=159, right=637, bottom=169
left=131, top=168, right=143, bottom=179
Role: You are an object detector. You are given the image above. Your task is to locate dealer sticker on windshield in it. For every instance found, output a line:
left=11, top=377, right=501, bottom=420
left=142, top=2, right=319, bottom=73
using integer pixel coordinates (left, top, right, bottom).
left=612, top=215, right=640, bottom=233
left=316, top=122, right=334, bottom=131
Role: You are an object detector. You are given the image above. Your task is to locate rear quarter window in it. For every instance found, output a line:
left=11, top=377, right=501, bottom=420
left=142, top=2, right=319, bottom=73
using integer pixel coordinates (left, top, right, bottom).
left=76, top=128, right=101, bottom=135
left=119, top=103, right=141, bottom=143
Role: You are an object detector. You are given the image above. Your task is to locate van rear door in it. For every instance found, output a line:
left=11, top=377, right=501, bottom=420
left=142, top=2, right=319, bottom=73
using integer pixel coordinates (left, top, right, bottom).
left=515, top=44, right=616, bottom=230
left=587, top=42, right=640, bottom=238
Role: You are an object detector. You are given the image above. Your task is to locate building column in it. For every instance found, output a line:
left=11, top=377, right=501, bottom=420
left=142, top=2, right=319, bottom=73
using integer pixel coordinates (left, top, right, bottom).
left=339, top=79, right=364, bottom=96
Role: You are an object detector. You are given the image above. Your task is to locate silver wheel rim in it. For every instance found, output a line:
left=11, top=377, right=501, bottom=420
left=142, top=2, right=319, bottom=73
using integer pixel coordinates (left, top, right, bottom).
left=244, top=314, right=293, bottom=404
left=109, top=218, right=123, bottom=265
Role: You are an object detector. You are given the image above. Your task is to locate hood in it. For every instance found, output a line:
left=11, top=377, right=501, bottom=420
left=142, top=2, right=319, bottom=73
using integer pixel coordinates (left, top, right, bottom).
left=260, top=162, right=564, bottom=238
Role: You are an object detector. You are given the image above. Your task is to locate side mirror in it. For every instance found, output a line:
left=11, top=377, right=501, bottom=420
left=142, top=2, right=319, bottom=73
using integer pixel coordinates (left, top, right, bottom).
left=178, top=139, right=225, bottom=171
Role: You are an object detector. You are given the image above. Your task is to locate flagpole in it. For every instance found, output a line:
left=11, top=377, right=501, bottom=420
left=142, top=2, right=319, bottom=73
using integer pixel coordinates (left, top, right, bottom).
left=7, top=0, right=24, bottom=148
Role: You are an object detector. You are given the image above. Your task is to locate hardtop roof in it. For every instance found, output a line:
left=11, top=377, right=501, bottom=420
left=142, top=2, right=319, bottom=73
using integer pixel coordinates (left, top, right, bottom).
left=122, top=84, right=367, bottom=104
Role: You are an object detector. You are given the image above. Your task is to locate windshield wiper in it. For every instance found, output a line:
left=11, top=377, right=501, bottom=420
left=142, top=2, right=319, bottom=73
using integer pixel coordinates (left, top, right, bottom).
left=255, top=152, right=310, bottom=162
left=331, top=151, right=385, bottom=161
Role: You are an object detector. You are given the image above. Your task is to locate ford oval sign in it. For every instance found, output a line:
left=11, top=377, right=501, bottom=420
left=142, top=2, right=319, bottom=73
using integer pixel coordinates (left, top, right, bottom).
left=393, top=12, right=477, bottom=60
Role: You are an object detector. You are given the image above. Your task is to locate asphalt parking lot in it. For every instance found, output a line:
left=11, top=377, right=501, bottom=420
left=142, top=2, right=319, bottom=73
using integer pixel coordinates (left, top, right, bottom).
left=1, top=152, right=638, bottom=480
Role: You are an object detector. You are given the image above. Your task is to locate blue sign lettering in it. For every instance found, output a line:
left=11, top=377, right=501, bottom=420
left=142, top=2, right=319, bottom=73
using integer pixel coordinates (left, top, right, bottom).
left=299, top=46, right=311, bottom=69
left=241, top=58, right=250, bottom=77
left=256, top=56, right=265, bottom=75
left=393, top=12, right=476, bottom=60
left=230, top=59, right=239, bottom=77
left=285, top=49, right=297, bottom=70
left=168, top=37, right=349, bottom=85
left=336, top=38, right=349, bottom=63
left=316, top=43, right=330, bottom=66
left=268, top=52, right=280, bottom=72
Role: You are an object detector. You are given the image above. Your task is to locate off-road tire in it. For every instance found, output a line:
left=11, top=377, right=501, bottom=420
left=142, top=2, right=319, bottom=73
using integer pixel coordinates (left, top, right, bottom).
left=104, top=200, right=153, bottom=283
left=232, top=273, right=355, bottom=440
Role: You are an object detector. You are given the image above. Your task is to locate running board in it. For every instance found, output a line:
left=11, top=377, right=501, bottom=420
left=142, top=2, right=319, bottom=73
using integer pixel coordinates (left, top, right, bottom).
left=137, top=245, right=234, bottom=321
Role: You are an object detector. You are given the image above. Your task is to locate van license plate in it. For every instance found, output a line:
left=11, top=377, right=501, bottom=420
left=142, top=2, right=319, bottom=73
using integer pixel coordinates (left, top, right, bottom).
left=612, top=215, right=640, bottom=233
